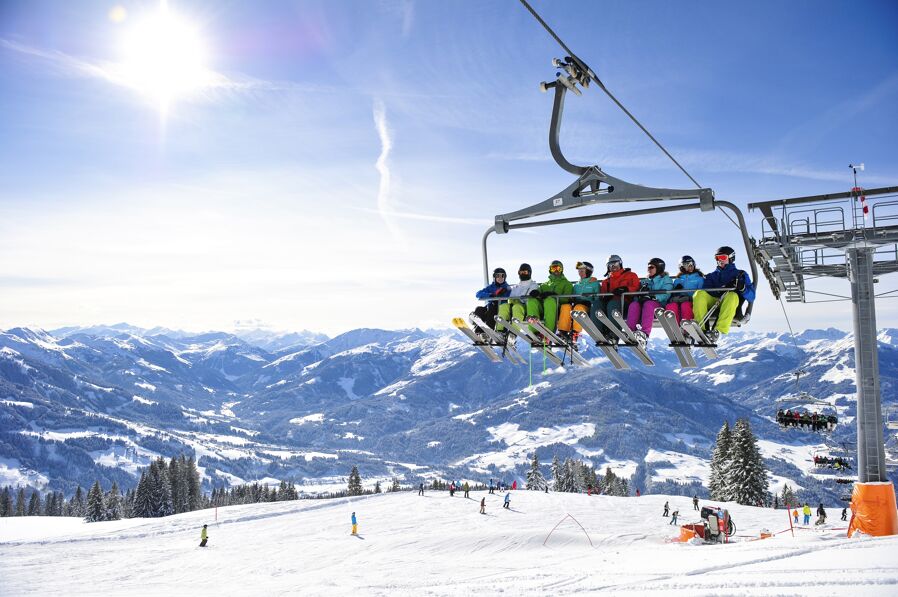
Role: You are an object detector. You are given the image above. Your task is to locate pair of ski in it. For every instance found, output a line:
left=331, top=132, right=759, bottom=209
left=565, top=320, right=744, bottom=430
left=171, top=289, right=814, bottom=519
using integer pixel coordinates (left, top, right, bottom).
left=569, top=310, right=651, bottom=370
left=653, top=308, right=718, bottom=368
left=452, top=315, right=528, bottom=365
left=496, top=315, right=590, bottom=367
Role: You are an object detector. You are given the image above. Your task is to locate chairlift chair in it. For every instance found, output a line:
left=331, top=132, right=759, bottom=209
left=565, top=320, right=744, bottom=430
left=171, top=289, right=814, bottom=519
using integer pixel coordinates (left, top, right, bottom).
left=459, top=19, right=759, bottom=370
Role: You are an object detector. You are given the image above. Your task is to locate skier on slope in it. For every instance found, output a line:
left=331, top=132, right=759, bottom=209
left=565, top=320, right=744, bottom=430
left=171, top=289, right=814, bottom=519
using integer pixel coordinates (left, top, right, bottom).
left=663, top=501, right=669, bottom=517
left=802, top=503, right=811, bottom=525
left=841, top=507, right=848, bottom=521
left=473, top=268, right=511, bottom=337
left=669, top=509, right=679, bottom=525
left=666, top=255, right=705, bottom=323
left=503, top=492, right=511, bottom=509
left=693, top=495, right=699, bottom=511
left=480, top=497, right=486, bottom=515
left=463, top=482, right=470, bottom=498
left=692, top=246, right=756, bottom=342
left=526, top=261, right=574, bottom=335
left=626, top=257, right=673, bottom=346
left=497, top=263, right=539, bottom=341
left=418, top=483, right=424, bottom=496
left=199, top=524, right=208, bottom=547
left=594, top=255, right=641, bottom=340
left=351, top=511, right=358, bottom=535
left=816, top=503, right=827, bottom=525
left=570, top=261, right=600, bottom=342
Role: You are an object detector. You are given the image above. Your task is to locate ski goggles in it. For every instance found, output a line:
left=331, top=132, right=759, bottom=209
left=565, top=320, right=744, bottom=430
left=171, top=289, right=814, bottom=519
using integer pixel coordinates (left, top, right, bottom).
left=549, top=264, right=563, bottom=273
left=493, top=273, right=506, bottom=279
left=714, top=253, right=732, bottom=263
left=606, top=260, right=622, bottom=269
left=679, top=259, right=695, bottom=268
left=575, top=262, right=591, bottom=271
left=518, top=270, right=531, bottom=277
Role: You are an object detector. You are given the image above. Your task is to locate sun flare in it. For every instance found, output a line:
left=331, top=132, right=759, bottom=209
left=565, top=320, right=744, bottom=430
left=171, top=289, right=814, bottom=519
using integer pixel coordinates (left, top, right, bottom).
left=115, top=5, right=213, bottom=113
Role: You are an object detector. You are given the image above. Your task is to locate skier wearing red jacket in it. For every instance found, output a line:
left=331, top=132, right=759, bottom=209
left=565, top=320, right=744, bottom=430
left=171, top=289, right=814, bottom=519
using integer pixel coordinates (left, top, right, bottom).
left=595, top=254, right=641, bottom=338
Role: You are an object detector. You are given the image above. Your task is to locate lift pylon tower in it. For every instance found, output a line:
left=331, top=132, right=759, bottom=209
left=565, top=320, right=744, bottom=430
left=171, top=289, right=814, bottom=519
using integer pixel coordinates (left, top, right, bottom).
left=750, top=185, right=898, bottom=536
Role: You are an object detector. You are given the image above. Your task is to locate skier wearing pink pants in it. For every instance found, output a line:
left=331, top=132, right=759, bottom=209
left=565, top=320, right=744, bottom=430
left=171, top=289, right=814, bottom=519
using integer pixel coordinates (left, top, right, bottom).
left=626, top=258, right=672, bottom=344
left=666, top=255, right=704, bottom=322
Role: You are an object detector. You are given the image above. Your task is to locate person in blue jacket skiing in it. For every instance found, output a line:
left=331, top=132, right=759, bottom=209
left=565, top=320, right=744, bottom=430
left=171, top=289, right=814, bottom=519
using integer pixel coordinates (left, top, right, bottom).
left=503, top=492, right=511, bottom=509
left=666, top=255, right=704, bottom=322
left=692, top=246, right=755, bottom=340
left=351, top=511, right=358, bottom=535
left=472, top=267, right=511, bottom=337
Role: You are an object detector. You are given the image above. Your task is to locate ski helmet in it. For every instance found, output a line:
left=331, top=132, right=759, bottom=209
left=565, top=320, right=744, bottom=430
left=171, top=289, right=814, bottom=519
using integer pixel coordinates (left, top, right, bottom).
left=647, top=257, right=666, bottom=275
left=606, top=254, right=623, bottom=271
left=714, top=246, right=735, bottom=265
left=576, top=261, right=594, bottom=277
left=517, top=263, right=532, bottom=281
left=492, top=267, right=507, bottom=279
left=679, top=255, right=695, bottom=272
left=549, top=260, right=564, bottom=274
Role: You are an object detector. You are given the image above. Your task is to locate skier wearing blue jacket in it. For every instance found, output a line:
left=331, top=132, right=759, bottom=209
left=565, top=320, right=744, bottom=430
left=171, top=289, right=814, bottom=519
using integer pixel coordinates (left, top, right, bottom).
left=692, top=246, right=755, bottom=339
left=472, top=267, right=511, bottom=336
left=666, top=255, right=704, bottom=322
left=626, top=258, right=673, bottom=344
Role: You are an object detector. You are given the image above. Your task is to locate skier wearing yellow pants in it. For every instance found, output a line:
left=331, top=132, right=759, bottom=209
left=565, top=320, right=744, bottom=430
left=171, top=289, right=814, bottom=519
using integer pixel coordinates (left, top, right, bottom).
left=526, top=261, right=574, bottom=334
left=692, top=246, right=755, bottom=338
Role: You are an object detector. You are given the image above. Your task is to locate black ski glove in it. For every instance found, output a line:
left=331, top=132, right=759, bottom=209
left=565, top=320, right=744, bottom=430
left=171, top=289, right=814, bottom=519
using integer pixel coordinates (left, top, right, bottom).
left=612, top=287, right=626, bottom=296
left=734, top=276, right=747, bottom=293
left=529, top=289, right=542, bottom=299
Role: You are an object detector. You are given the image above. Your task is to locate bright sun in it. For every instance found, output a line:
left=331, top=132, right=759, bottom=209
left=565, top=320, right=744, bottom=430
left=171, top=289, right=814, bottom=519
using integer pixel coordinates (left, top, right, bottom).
left=116, top=4, right=212, bottom=112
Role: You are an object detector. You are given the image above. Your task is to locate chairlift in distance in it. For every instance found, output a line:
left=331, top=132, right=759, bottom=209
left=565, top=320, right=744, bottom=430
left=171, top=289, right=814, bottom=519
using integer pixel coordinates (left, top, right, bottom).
left=457, top=13, right=759, bottom=371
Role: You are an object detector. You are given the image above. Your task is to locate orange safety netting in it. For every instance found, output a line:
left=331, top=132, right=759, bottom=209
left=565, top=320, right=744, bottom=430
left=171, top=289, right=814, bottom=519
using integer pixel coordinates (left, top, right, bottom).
left=673, top=523, right=704, bottom=542
left=847, top=482, right=898, bottom=537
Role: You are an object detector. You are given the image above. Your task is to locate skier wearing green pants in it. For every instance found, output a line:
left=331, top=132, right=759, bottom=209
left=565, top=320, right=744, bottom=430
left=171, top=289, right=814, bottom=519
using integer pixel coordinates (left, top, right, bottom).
left=527, top=261, right=574, bottom=333
left=497, top=263, right=539, bottom=334
left=692, top=246, right=755, bottom=340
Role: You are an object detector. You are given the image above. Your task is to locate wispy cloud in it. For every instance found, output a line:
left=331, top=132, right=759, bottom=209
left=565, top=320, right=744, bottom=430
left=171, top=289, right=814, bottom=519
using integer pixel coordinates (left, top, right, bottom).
left=0, top=38, right=338, bottom=101
left=373, top=98, right=405, bottom=242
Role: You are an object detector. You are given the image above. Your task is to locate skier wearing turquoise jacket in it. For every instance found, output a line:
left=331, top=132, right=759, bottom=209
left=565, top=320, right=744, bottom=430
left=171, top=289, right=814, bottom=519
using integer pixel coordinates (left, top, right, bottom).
left=472, top=267, right=510, bottom=335
left=626, top=257, right=673, bottom=343
left=692, top=246, right=755, bottom=339
left=497, top=263, right=538, bottom=337
left=526, top=261, right=574, bottom=335
left=666, top=255, right=704, bottom=323
left=570, top=261, right=600, bottom=340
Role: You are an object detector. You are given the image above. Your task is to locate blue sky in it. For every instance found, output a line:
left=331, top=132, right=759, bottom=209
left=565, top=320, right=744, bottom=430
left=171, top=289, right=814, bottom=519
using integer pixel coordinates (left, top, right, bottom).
left=0, top=0, right=896, bottom=335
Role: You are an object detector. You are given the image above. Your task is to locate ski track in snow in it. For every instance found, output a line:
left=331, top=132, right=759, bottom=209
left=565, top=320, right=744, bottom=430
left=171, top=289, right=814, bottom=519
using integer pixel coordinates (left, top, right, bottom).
left=2, top=492, right=897, bottom=596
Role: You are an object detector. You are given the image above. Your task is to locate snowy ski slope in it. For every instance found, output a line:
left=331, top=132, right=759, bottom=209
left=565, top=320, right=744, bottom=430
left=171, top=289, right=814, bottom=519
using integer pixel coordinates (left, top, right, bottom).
left=2, top=491, right=897, bottom=596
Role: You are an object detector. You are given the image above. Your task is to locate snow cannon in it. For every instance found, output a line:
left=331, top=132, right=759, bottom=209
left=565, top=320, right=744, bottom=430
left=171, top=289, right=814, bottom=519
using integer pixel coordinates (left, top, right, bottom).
left=699, top=506, right=735, bottom=544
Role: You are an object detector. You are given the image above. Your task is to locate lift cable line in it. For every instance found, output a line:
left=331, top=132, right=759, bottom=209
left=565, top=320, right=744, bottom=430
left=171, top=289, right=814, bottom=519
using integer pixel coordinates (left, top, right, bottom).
left=518, top=0, right=702, bottom=190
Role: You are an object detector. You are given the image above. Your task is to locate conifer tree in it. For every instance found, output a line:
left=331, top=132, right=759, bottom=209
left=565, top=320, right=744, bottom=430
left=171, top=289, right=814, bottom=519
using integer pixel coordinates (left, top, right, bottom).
left=43, top=491, right=55, bottom=516
left=0, top=487, right=11, bottom=516
left=727, top=418, right=769, bottom=506
left=85, top=481, right=106, bottom=522
left=709, top=421, right=733, bottom=501
left=374, top=481, right=382, bottom=494
left=347, top=466, right=363, bottom=496
left=105, top=482, right=122, bottom=520
left=526, top=453, right=547, bottom=490
left=390, top=477, right=400, bottom=492
left=780, top=484, right=796, bottom=509
left=186, top=456, right=202, bottom=511
left=70, top=486, right=85, bottom=517
left=550, top=456, right=561, bottom=490
left=16, top=487, right=26, bottom=516
left=27, top=490, right=41, bottom=516
left=601, top=467, right=617, bottom=495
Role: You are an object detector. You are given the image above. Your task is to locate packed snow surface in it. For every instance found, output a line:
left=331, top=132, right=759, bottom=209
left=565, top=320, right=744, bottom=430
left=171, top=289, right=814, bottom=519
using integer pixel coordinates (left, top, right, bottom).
left=2, top=492, right=895, bottom=596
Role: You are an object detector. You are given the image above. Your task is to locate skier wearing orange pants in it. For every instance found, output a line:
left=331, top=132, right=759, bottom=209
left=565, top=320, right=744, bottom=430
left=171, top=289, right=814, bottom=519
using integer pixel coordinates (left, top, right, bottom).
left=570, top=261, right=600, bottom=340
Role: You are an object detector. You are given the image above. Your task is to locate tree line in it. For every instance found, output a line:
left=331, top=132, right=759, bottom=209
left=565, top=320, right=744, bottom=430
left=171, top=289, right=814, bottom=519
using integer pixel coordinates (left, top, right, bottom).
left=524, top=454, right=630, bottom=496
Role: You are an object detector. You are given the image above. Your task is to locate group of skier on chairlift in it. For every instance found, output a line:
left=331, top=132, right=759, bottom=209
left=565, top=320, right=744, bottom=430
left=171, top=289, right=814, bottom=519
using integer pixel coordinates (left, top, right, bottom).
left=471, top=246, right=755, bottom=349
left=776, top=409, right=837, bottom=432
left=813, top=455, right=852, bottom=470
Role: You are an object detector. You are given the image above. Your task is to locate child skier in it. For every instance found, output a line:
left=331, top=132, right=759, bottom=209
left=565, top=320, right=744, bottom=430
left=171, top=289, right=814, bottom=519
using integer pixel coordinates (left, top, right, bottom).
left=351, top=511, right=358, bottom=535
left=692, top=246, right=756, bottom=341
left=527, top=261, right=574, bottom=335
left=594, top=255, right=641, bottom=339
left=666, top=255, right=704, bottom=322
left=570, top=261, right=600, bottom=341
left=480, top=497, right=486, bottom=515
left=199, top=524, right=208, bottom=547
left=793, top=509, right=799, bottom=524
left=503, top=492, right=511, bottom=509
left=473, top=268, right=511, bottom=337
left=626, top=258, right=672, bottom=345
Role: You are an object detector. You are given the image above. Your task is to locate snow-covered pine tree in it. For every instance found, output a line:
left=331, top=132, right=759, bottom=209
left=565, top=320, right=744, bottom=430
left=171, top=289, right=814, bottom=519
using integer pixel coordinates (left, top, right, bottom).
left=526, top=453, right=546, bottom=490
left=150, top=457, right=174, bottom=517
left=42, top=491, right=54, bottom=516
left=105, top=482, right=122, bottom=520
left=709, top=421, right=733, bottom=501
left=71, top=485, right=86, bottom=517
left=780, top=484, right=796, bottom=508
left=186, top=456, right=202, bottom=511
left=601, top=467, right=617, bottom=495
left=347, top=466, right=363, bottom=496
left=0, top=487, right=11, bottom=516
left=551, top=455, right=561, bottom=491
left=27, top=490, right=41, bottom=516
left=85, top=481, right=105, bottom=522
left=390, top=477, right=400, bottom=492
left=374, top=481, right=382, bottom=494
left=727, top=418, right=769, bottom=506
left=15, top=487, right=26, bottom=516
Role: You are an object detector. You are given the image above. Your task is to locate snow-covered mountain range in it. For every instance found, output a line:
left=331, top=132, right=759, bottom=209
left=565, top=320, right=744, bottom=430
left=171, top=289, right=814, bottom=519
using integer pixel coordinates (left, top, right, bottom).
left=1, top=324, right=896, bottom=501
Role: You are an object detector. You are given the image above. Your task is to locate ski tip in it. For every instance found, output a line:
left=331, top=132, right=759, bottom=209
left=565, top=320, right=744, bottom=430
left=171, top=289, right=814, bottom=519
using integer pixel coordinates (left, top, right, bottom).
left=452, top=317, right=467, bottom=327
